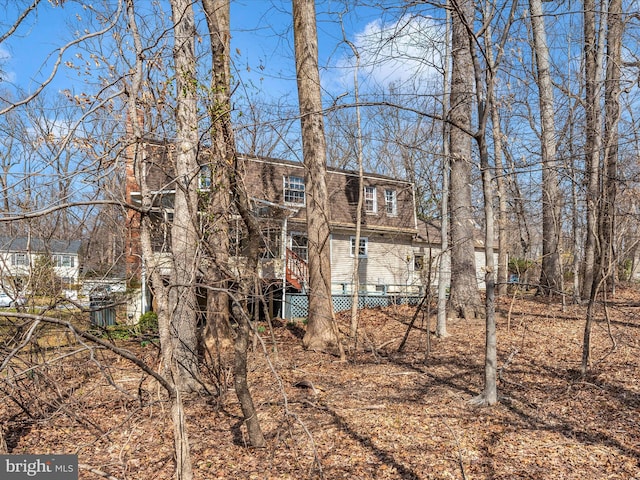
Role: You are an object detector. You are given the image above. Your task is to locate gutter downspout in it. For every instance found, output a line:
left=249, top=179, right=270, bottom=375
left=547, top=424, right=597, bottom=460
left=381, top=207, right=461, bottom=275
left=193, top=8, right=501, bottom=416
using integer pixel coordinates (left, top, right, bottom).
left=282, top=216, right=288, bottom=319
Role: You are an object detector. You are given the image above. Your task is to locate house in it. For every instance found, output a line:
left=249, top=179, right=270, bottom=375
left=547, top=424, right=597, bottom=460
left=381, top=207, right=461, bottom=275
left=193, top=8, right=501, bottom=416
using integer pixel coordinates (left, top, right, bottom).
left=0, top=237, right=82, bottom=287
left=124, top=140, right=491, bottom=318
left=240, top=156, right=420, bottom=291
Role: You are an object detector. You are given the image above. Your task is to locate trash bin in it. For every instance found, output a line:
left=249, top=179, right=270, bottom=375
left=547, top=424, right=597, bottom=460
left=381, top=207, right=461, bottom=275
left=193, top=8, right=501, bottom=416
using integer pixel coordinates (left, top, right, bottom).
left=90, top=295, right=116, bottom=327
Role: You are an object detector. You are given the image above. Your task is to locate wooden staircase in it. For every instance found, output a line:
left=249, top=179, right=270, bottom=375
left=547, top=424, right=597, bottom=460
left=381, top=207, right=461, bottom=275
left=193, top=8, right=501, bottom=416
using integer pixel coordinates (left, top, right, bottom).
left=286, top=248, right=308, bottom=291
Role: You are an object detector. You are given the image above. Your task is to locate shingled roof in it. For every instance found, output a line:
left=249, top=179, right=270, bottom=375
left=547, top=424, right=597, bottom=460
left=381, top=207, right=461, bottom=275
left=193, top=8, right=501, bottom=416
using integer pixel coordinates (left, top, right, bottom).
left=0, top=237, right=81, bottom=255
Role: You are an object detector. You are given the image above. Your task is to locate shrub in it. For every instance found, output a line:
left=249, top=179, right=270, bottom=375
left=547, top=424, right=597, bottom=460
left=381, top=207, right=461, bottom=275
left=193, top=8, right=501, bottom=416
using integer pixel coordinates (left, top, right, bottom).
left=138, top=311, right=158, bottom=334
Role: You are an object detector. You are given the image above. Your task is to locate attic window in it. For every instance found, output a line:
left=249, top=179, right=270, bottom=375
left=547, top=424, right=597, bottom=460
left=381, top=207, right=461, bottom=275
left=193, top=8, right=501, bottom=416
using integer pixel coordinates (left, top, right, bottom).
left=364, top=186, right=377, bottom=213
left=284, top=175, right=305, bottom=205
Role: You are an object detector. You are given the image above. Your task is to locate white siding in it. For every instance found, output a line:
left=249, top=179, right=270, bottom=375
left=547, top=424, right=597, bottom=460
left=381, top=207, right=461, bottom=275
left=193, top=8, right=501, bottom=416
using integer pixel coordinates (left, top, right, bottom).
left=331, top=232, right=415, bottom=292
left=0, top=252, right=80, bottom=284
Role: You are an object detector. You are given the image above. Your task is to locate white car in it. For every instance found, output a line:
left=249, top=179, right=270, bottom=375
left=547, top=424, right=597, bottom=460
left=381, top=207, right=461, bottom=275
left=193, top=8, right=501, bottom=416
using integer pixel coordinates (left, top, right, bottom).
left=0, top=292, right=25, bottom=307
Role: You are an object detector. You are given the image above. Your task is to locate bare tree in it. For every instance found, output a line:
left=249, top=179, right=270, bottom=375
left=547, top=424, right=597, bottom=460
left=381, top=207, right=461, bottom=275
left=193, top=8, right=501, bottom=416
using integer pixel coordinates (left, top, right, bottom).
left=292, top=0, right=343, bottom=355
left=467, top=0, right=518, bottom=406
left=582, top=0, right=623, bottom=375
left=529, top=0, right=563, bottom=296
left=201, top=0, right=233, bottom=352
left=163, top=0, right=202, bottom=395
left=447, top=0, right=483, bottom=320
left=581, top=0, right=605, bottom=300
left=436, top=0, right=451, bottom=337
left=201, top=0, right=266, bottom=448
left=124, top=0, right=195, bottom=477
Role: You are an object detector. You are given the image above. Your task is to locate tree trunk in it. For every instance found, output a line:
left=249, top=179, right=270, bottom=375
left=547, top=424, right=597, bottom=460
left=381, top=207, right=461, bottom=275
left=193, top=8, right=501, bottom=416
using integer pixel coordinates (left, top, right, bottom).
left=125, top=1, right=194, bottom=477
left=168, top=0, right=201, bottom=393
left=583, top=0, right=623, bottom=374
left=436, top=0, right=451, bottom=337
left=477, top=136, right=498, bottom=406
left=529, top=0, right=563, bottom=296
left=447, top=0, right=482, bottom=320
left=341, top=37, right=364, bottom=342
left=600, top=0, right=621, bottom=292
left=202, top=0, right=266, bottom=447
left=489, top=85, right=508, bottom=297
left=292, top=0, right=342, bottom=354
left=581, top=0, right=604, bottom=300
left=201, top=0, right=233, bottom=355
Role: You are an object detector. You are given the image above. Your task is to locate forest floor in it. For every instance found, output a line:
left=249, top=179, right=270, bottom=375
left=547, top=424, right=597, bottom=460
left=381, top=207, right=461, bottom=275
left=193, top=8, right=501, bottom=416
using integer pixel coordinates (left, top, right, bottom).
left=2, top=287, right=640, bottom=479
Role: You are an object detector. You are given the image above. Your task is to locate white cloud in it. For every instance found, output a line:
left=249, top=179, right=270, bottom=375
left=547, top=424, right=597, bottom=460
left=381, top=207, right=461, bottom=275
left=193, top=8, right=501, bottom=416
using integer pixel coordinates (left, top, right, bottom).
left=330, top=16, right=446, bottom=93
left=0, top=46, right=16, bottom=84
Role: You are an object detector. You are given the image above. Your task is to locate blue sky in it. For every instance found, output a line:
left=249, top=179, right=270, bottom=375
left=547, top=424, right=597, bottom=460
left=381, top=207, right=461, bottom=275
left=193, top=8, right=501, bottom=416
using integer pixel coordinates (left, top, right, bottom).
left=0, top=1, right=445, bottom=106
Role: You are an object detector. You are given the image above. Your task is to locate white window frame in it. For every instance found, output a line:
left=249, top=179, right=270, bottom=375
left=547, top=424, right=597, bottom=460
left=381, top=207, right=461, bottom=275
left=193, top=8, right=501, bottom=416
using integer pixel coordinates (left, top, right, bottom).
left=284, top=175, right=305, bottom=206
left=289, top=232, right=308, bottom=261
left=198, top=164, right=212, bottom=190
left=11, top=253, right=28, bottom=267
left=53, top=254, right=75, bottom=268
left=384, top=189, right=397, bottom=215
left=364, top=186, right=377, bottom=213
left=350, top=236, right=368, bottom=258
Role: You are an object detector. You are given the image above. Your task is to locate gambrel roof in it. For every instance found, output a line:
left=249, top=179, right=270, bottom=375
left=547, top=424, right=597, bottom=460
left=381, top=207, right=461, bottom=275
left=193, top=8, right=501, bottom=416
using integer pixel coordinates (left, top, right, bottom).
left=132, top=140, right=418, bottom=236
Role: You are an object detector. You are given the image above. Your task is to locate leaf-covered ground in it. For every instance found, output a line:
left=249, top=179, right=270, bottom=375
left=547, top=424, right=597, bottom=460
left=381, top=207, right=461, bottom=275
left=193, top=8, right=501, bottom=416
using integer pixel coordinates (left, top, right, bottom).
left=2, top=288, right=640, bottom=479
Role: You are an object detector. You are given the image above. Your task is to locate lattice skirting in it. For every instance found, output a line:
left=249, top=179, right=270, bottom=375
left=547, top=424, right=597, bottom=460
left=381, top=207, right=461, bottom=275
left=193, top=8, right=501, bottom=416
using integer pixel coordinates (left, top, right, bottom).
left=284, top=293, right=422, bottom=320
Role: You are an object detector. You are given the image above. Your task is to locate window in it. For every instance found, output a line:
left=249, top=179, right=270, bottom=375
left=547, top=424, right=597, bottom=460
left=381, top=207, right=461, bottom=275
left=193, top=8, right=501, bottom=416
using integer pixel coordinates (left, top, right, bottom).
left=11, top=253, right=28, bottom=267
left=150, top=211, right=173, bottom=253
left=290, top=233, right=308, bottom=261
left=364, top=186, right=377, bottom=213
left=284, top=175, right=305, bottom=205
left=260, top=227, right=281, bottom=259
left=199, top=165, right=211, bottom=190
left=53, top=255, right=75, bottom=268
left=350, top=236, right=368, bottom=257
left=385, top=189, right=397, bottom=215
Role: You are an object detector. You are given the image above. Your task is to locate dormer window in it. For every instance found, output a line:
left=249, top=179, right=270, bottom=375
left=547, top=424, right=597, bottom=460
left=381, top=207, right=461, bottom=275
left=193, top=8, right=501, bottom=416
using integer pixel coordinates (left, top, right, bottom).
left=284, top=175, right=305, bottom=205
left=364, top=186, right=377, bottom=213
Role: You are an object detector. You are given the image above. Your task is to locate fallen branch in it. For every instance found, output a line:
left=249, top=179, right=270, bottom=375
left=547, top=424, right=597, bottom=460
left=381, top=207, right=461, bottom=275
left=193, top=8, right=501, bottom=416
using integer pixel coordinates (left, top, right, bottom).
left=79, top=464, right=122, bottom=480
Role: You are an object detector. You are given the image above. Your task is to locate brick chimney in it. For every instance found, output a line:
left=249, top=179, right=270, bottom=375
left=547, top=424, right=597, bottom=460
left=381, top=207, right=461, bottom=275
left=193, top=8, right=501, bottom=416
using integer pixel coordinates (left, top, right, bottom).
left=124, top=109, right=144, bottom=286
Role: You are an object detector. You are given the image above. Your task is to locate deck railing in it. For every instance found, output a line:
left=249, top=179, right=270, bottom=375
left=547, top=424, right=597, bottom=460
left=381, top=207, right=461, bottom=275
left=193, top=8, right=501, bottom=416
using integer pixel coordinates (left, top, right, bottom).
left=285, top=248, right=308, bottom=291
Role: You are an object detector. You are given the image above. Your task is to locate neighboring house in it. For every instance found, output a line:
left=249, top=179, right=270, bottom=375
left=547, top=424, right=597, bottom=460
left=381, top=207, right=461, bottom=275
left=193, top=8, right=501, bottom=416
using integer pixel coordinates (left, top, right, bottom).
left=125, top=140, right=493, bottom=318
left=0, top=237, right=82, bottom=286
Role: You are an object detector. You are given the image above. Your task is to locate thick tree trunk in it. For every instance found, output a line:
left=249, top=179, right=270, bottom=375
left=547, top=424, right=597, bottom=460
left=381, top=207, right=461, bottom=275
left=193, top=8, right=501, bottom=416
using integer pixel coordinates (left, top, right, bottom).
left=447, top=0, right=482, bottom=320
left=529, top=0, right=563, bottom=296
left=292, top=0, right=342, bottom=354
left=169, top=0, right=201, bottom=393
left=201, top=0, right=232, bottom=354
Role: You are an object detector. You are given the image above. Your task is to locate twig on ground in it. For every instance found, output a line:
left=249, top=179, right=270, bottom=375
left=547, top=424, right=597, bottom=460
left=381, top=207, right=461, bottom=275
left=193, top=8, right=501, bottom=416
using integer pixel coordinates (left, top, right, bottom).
left=79, top=464, right=121, bottom=480
left=438, top=415, right=468, bottom=480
